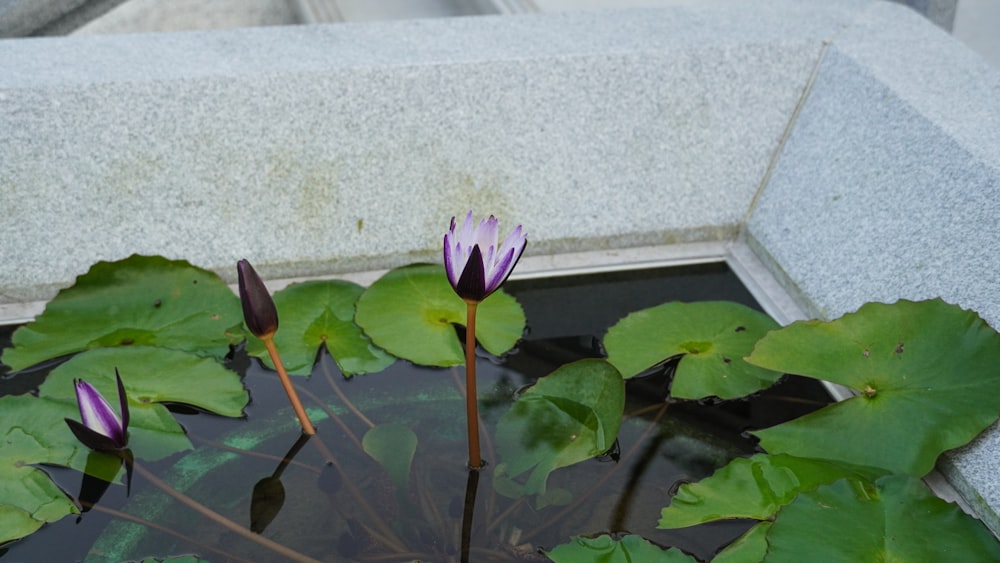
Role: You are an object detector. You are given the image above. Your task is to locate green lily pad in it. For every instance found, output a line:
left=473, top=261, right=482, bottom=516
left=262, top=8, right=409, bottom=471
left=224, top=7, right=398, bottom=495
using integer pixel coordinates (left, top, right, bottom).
left=38, top=346, right=249, bottom=463
left=603, top=301, right=782, bottom=399
left=543, top=534, right=696, bottom=562
left=0, top=394, right=87, bottom=545
left=354, top=264, right=525, bottom=366
left=245, top=280, right=394, bottom=376
left=764, top=475, right=1000, bottom=561
left=658, top=454, right=886, bottom=529
left=712, top=522, right=771, bottom=563
left=747, top=299, right=1000, bottom=476
left=362, top=423, right=417, bottom=493
left=2, top=255, right=244, bottom=372
left=494, top=359, right=624, bottom=504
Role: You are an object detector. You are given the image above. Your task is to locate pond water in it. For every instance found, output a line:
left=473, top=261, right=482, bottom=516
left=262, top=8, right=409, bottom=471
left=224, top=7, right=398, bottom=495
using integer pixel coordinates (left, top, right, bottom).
left=0, top=262, right=831, bottom=562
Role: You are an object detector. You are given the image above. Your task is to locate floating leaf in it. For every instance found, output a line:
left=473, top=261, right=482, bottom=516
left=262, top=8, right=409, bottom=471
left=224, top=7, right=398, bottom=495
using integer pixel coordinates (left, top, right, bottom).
left=748, top=299, right=1000, bottom=476
left=603, top=301, right=782, bottom=399
left=0, top=394, right=86, bottom=544
left=355, top=264, right=525, bottom=366
left=658, top=454, right=885, bottom=528
left=245, top=280, right=394, bottom=376
left=494, top=359, right=624, bottom=504
left=2, top=255, right=244, bottom=372
left=38, top=346, right=249, bottom=462
left=543, top=534, right=696, bottom=562
left=362, top=424, right=417, bottom=493
left=765, top=475, right=1000, bottom=561
left=712, top=522, right=771, bottom=563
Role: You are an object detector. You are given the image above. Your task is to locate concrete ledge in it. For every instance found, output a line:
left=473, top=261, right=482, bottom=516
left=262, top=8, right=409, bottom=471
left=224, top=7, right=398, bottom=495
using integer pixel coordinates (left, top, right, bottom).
left=746, top=1, right=1000, bottom=534
left=0, top=2, right=862, bottom=304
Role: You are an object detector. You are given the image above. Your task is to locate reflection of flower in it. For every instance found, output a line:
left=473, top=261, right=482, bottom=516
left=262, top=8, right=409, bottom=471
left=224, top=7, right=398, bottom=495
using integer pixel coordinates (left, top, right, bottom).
left=65, top=370, right=130, bottom=452
left=238, top=259, right=279, bottom=338
left=443, top=211, right=527, bottom=303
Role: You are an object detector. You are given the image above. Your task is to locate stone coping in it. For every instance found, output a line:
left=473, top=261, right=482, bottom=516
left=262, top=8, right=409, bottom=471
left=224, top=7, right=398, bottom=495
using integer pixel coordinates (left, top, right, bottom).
left=2, top=0, right=999, bottom=536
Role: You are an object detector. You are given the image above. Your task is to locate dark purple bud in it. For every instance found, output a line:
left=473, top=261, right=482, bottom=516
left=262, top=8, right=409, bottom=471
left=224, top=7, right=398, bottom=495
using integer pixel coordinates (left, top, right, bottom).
left=237, top=259, right=279, bottom=338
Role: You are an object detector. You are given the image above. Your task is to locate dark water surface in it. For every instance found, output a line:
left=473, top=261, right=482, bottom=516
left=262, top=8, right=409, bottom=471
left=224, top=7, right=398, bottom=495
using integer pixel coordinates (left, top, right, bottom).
left=0, top=262, right=831, bottom=562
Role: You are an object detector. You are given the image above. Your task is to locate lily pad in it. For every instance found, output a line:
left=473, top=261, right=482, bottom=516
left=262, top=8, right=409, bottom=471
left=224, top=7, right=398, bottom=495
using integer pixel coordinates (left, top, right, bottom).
left=38, top=346, right=249, bottom=463
left=712, top=522, right=771, bottom=563
left=494, top=359, right=624, bottom=504
left=543, top=534, right=696, bottom=562
left=764, top=475, right=1000, bottom=561
left=747, top=299, right=1000, bottom=476
left=603, top=301, right=782, bottom=399
left=0, top=394, right=87, bottom=545
left=362, top=424, right=417, bottom=493
left=658, top=454, right=886, bottom=528
left=2, top=255, right=244, bottom=372
left=245, top=280, right=395, bottom=376
left=354, top=264, right=525, bottom=366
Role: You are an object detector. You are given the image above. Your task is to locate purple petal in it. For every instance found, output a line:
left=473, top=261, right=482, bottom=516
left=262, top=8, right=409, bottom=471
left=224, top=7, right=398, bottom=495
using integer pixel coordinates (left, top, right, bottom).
left=115, top=369, right=130, bottom=438
left=74, top=378, right=127, bottom=449
left=65, top=418, right=123, bottom=452
left=485, top=247, right=516, bottom=293
left=455, top=245, right=487, bottom=301
left=237, top=259, right=279, bottom=338
left=458, top=211, right=475, bottom=242
left=443, top=232, right=459, bottom=285
left=484, top=225, right=527, bottom=293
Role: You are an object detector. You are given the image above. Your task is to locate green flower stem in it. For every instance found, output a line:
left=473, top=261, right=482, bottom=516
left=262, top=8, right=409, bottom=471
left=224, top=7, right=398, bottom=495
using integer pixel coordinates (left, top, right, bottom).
left=261, top=335, right=316, bottom=435
left=465, top=300, right=483, bottom=470
left=131, top=462, right=321, bottom=563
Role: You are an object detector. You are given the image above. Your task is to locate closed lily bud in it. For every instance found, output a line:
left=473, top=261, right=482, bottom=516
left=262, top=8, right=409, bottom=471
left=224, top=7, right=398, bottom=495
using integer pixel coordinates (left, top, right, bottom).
left=443, top=211, right=527, bottom=303
left=65, top=370, right=130, bottom=452
left=237, top=259, right=279, bottom=339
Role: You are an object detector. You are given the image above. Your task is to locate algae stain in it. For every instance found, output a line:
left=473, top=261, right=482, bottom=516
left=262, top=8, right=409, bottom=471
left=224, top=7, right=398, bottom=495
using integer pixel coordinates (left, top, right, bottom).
left=429, top=170, right=514, bottom=234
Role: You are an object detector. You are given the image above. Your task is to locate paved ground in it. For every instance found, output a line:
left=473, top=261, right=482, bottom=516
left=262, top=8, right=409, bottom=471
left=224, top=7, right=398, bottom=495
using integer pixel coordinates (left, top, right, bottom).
left=71, top=0, right=999, bottom=68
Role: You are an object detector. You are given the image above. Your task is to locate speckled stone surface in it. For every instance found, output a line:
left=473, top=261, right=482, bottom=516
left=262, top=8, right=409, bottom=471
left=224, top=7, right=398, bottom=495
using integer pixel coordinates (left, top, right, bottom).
left=747, top=1, right=1000, bottom=533
left=0, top=2, right=864, bottom=303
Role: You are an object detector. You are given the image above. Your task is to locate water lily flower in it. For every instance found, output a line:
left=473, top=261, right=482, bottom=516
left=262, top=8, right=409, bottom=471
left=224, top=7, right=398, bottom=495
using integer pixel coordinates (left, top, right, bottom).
left=65, top=370, right=130, bottom=452
left=444, top=211, right=527, bottom=303
left=238, top=259, right=279, bottom=338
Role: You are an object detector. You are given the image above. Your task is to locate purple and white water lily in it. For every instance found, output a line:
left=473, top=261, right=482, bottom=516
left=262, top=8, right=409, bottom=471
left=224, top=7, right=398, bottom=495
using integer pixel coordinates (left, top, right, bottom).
left=443, top=211, right=527, bottom=303
left=65, top=370, right=130, bottom=452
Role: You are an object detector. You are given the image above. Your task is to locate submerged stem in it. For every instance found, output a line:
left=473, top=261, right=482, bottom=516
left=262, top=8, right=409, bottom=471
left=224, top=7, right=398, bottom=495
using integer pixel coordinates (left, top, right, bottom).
left=308, top=433, right=409, bottom=553
left=291, top=381, right=365, bottom=452
left=87, top=503, right=253, bottom=563
left=131, top=462, right=320, bottom=563
left=461, top=469, right=481, bottom=563
left=261, top=335, right=316, bottom=435
left=465, top=300, right=483, bottom=470
left=320, top=352, right=376, bottom=428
